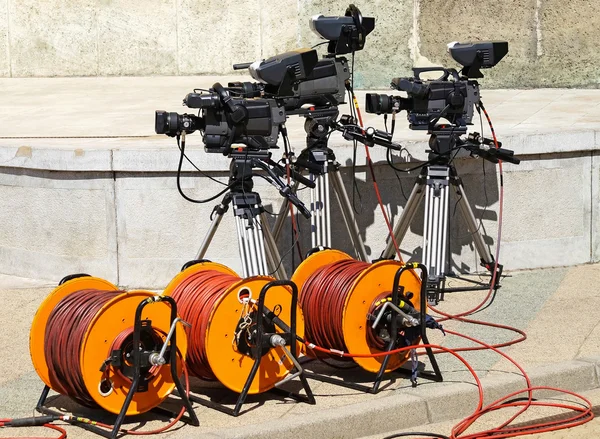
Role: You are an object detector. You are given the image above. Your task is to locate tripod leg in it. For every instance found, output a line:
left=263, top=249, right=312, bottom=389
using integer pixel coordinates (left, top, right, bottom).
left=381, top=180, right=426, bottom=260
left=329, top=168, right=369, bottom=261
left=310, top=175, right=318, bottom=248
left=318, top=174, right=327, bottom=247
left=261, top=212, right=288, bottom=279
left=454, top=182, right=494, bottom=265
left=246, top=222, right=261, bottom=276
left=439, top=183, right=450, bottom=277
left=422, top=167, right=450, bottom=283
left=324, top=163, right=332, bottom=247
left=255, top=219, right=268, bottom=275
left=195, top=201, right=228, bottom=260
left=236, top=216, right=252, bottom=278
left=429, top=183, right=450, bottom=280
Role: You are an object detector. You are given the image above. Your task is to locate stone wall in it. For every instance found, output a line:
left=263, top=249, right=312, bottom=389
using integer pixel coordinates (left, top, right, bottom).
left=0, top=0, right=598, bottom=88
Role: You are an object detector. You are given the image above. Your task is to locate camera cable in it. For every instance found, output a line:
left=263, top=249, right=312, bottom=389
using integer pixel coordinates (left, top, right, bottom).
left=349, top=89, right=403, bottom=259
left=347, top=53, right=365, bottom=216
left=176, top=139, right=228, bottom=187
left=282, top=129, right=304, bottom=263
left=176, top=133, right=237, bottom=204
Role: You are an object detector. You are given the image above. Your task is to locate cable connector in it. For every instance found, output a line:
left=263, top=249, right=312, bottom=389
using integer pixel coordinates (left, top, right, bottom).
left=3, top=415, right=63, bottom=427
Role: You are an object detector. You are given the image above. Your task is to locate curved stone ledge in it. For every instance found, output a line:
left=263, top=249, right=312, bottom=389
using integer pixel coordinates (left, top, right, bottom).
left=1, top=79, right=599, bottom=287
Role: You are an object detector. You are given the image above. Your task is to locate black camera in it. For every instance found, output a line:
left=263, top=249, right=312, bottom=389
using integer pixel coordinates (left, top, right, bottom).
left=155, top=82, right=285, bottom=154
left=156, top=4, right=374, bottom=154
left=365, top=41, right=508, bottom=130
left=234, top=4, right=373, bottom=112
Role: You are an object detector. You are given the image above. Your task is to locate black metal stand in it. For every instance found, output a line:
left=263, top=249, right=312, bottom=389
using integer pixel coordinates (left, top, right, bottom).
left=194, top=151, right=312, bottom=280
left=381, top=126, right=505, bottom=305
left=303, top=263, right=443, bottom=393
left=36, top=285, right=198, bottom=439
left=186, top=279, right=315, bottom=416
left=271, top=110, right=369, bottom=262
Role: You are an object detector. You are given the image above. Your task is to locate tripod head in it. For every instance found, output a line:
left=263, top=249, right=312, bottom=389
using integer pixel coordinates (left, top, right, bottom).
left=227, top=149, right=314, bottom=219
left=427, top=124, right=519, bottom=165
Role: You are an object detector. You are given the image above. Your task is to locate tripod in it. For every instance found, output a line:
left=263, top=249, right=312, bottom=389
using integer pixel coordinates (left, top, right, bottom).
left=271, top=109, right=368, bottom=261
left=195, top=150, right=311, bottom=279
left=381, top=125, right=508, bottom=304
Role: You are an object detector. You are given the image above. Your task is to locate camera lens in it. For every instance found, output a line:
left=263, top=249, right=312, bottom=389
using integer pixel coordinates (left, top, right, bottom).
left=379, top=95, right=391, bottom=113
left=365, top=93, right=396, bottom=114
left=155, top=110, right=168, bottom=134
left=155, top=111, right=182, bottom=136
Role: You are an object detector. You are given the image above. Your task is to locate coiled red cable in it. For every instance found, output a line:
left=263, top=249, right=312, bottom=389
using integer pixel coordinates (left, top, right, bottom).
left=169, top=269, right=240, bottom=379
left=300, top=259, right=370, bottom=359
left=40, top=288, right=191, bottom=436
left=44, top=288, right=123, bottom=407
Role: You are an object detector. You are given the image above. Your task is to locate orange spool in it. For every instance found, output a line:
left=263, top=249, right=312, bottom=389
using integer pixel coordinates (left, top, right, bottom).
left=29, top=276, right=188, bottom=416
left=163, top=261, right=304, bottom=394
left=292, top=249, right=423, bottom=373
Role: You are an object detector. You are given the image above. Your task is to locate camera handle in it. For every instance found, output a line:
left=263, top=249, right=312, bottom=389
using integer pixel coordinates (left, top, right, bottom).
left=336, top=119, right=403, bottom=150
left=411, top=67, right=461, bottom=82
left=457, top=135, right=520, bottom=165
left=251, top=159, right=312, bottom=219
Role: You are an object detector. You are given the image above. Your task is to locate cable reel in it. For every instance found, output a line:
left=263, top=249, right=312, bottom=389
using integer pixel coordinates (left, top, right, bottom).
left=292, top=249, right=423, bottom=373
left=29, top=275, right=189, bottom=417
left=162, top=260, right=307, bottom=395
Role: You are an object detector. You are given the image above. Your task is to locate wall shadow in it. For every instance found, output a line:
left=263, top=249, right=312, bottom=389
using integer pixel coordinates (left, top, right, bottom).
left=269, top=154, right=500, bottom=276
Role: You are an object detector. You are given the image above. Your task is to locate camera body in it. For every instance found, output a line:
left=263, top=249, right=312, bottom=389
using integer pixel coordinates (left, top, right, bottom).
left=186, top=92, right=285, bottom=152
left=365, top=41, right=508, bottom=131
left=239, top=4, right=373, bottom=112
left=155, top=83, right=286, bottom=154
left=279, top=56, right=350, bottom=111
left=366, top=69, right=479, bottom=129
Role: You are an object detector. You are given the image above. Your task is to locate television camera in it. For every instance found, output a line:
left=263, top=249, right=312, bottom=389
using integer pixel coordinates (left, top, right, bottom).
left=365, top=42, right=507, bottom=127
left=363, top=41, right=519, bottom=164
left=154, top=4, right=375, bottom=154
left=153, top=4, right=378, bottom=278
left=366, top=41, right=521, bottom=304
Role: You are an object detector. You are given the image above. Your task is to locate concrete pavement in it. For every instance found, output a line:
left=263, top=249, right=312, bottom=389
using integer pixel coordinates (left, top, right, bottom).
left=1, top=263, right=599, bottom=438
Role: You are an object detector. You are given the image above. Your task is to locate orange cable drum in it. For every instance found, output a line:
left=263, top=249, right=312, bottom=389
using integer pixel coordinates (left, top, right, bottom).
left=163, top=261, right=304, bottom=395
left=292, top=249, right=423, bottom=373
left=29, top=277, right=187, bottom=416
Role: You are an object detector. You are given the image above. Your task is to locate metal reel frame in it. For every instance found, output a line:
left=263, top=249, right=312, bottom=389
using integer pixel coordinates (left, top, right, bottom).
left=35, top=275, right=199, bottom=439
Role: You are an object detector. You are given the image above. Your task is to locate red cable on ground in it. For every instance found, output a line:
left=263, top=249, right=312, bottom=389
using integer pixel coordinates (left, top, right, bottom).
left=169, top=269, right=240, bottom=379
left=0, top=418, right=67, bottom=438
left=446, top=328, right=593, bottom=439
